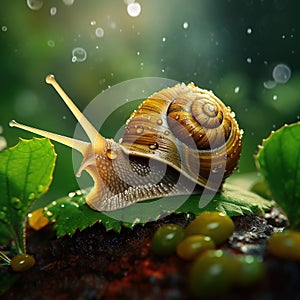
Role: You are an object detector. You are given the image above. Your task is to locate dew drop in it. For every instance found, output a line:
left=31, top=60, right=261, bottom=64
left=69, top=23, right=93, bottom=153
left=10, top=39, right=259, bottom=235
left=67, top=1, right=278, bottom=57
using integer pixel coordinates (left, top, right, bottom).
left=68, top=192, right=76, bottom=198
left=10, top=197, right=22, bottom=209
left=127, top=2, right=142, bottom=17
left=27, top=0, right=43, bottom=10
left=95, top=27, right=104, bottom=38
left=156, top=119, right=163, bottom=125
left=164, top=130, right=170, bottom=136
left=50, top=7, right=57, bottom=16
left=61, top=204, right=65, bottom=208
left=106, top=149, right=118, bottom=160
left=136, top=125, right=144, bottom=134
left=51, top=201, right=57, bottom=206
left=28, top=193, right=36, bottom=200
left=149, top=142, right=158, bottom=150
left=246, top=57, right=252, bottom=64
left=272, top=63, right=291, bottom=84
left=1, top=25, right=8, bottom=32
left=38, top=185, right=44, bottom=193
left=46, top=210, right=53, bottom=217
left=75, top=190, right=83, bottom=196
left=71, top=47, right=87, bottom=63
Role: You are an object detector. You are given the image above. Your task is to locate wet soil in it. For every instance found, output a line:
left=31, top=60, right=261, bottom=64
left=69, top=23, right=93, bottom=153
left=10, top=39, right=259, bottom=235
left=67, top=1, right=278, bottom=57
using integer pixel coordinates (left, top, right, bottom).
left=1, top=207, right=300, bottom=300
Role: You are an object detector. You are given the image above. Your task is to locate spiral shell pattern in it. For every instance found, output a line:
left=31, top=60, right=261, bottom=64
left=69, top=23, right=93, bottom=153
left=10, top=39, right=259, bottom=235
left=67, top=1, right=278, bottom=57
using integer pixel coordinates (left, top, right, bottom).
left=121, top=82, right=242, bottom=191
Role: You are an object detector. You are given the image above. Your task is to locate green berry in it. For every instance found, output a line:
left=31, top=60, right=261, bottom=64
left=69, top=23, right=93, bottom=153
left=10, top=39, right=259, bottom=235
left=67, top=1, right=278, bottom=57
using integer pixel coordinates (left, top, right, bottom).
left=185, top=211, right=234, bottom=244
left=268, top=230, right=300, bottom=261
left=189, top=250, right=233, bottom=298
left=11, top=254, right=36, bottom=272
left=151, top=224, right=185, bottom=255
left=233, top=255, right=265, bottom=287
left=176, top=235, right=215, bottom=260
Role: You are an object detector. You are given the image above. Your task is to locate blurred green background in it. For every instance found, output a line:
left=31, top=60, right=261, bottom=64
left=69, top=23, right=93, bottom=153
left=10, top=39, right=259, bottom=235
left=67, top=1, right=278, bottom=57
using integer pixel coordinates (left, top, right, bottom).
left=0, top=0, right=299, bottom=204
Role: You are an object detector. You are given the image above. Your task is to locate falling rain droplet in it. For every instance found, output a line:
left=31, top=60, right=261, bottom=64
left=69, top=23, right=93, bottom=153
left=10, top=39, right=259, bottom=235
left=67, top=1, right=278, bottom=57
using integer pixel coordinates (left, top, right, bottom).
left=62, top=0, right=75, bottom=6
left=127, top=2, right=142, bottom=17
left=95, top=27, right=104, bottom=38
left=183, top=22, right=189, bottom=29
left=50, top=7, right=57, bottom=16
left=90, top=20, right=96, bottom=26
left=162, top=37, right=166, bottom=42
left=1, top=26, right=7, bottom=32
left=263, top=80, right=276, bottom=89
left=246, top=57, right=252, bottom=64
left=246, top=27, right=252, bottom=34
left=234, top=86, right=240, bottom=93
left=71, top=47, right=87, bottom=63
left=273, top=95, right=278, bottom=101
left=10, top=197, right=22, bottom=209
left=106, top=149, right=118, bottom=160
left=272, top=64, right=291, bottom=84
left=27, top=0, right=43, bottom=10
left=47, top=40, right=55, bottom=48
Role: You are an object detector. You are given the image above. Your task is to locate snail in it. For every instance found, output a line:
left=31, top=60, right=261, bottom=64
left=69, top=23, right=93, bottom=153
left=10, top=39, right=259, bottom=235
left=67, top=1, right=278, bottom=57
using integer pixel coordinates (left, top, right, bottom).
left=10, top=75, right=242, bottom=212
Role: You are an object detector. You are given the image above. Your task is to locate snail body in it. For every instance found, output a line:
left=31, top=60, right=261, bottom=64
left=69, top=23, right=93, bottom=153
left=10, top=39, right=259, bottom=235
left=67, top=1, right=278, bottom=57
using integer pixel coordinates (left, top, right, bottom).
left=10, top=75, right=242, bottom=211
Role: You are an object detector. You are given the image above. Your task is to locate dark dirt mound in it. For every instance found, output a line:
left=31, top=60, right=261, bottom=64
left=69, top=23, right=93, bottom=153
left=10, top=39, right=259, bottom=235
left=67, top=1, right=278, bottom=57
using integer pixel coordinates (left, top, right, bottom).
left=1, top=207, right=300, bottom=300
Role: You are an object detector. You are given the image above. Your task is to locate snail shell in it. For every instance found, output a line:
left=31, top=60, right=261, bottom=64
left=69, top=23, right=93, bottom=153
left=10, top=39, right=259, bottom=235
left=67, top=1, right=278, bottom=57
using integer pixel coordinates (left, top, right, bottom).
left=10, top=76, right=242, bottom=212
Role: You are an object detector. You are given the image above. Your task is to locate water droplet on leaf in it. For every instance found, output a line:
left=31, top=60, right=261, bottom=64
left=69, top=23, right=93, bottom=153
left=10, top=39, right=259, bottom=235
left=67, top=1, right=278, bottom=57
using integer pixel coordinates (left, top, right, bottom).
left=28, top=193, right=36, bottom=200
left=10, top=197, right=22, bottom=209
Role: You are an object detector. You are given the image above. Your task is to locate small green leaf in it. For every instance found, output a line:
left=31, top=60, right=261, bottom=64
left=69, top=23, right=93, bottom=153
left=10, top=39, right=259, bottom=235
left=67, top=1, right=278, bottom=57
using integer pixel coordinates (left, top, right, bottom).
left=45, top=183, right=272, bottom=237
left=0, top=138, right=56, bottom=253
left=178, top=183, right=272, bottom=216
left=256, top=122, right=300, bottom=226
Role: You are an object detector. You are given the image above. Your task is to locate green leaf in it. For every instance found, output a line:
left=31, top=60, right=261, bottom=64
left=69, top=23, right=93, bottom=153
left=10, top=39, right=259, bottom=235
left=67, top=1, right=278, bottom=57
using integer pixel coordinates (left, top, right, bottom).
left=45, top=183, right=272, bottom=237
left=255, top=122, right=300, bottom=226
left=0, top=138, right=56, bottom=253
left=178, top=183, right=272, bottom=216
